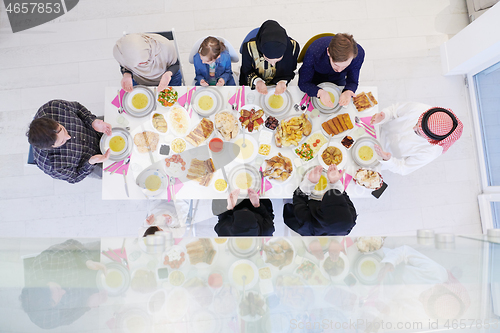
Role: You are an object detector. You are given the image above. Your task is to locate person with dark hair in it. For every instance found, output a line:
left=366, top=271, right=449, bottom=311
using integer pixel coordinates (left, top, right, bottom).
left=370, top=103, right=464, bottom=175
left=283, top=165, right=357, bottom=236
left=213, top=188, right=275, bottom=236
left=240, top=20, right=300, bottom=95
left=194, top=36, right=235, bottom=86
left=113, top=33, right=182, bottom=92
left=26, top=100, right=112, bottom=183
left=298, top=33, right=365, bottom=107
left=20, top=239, right=107, bottom=329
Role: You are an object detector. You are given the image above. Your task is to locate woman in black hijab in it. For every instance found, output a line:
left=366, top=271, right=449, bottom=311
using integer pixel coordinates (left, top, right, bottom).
left=213, top=189, right=275, bottom=236
left=240, top=20, right=300, bottom=95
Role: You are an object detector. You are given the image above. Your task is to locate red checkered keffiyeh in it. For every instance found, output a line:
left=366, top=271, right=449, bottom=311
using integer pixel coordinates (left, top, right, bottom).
left=418, top=108, right=463, bottom=153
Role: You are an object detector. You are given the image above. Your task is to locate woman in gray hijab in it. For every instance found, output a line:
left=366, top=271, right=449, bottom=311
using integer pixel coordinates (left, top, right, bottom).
left=113, top=33, right=182, bottom=92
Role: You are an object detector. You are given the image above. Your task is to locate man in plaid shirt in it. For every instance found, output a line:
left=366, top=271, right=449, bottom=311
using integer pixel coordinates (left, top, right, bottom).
left=27, top=100, right=112, bottom=183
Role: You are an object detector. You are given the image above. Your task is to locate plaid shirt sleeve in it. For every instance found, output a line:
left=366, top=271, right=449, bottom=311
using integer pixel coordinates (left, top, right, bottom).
left=33, top=100, right=101, bottom=184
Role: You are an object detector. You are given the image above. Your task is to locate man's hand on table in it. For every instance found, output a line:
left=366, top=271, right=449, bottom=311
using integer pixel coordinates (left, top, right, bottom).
left=339, top=90, right=355, bottom=106
left=92, top=119, right=112, bottom=136
left=157, top=71, right=173, bottom=92
left=374, top=144, right=391, bottom=161
left=227, top=189, right=240, bottom=211
left=248, top=188, right=260, bottom=208
left=256, top=80, right=268, bottom=95
left=200, top=79, right=209, bottom=87
left=216, top=78, right=225, bottom=87
left=317, top=89, right=334, bottom=108
left=327, top=164, right=342, bottom=184
left=308, top=165, right=323, bottom=183
left=146, top=214, right=155, bottom=225
left=275, top=81, right=287, bottom=94
left=121, top=73, right=133, bottom=93
left=370, top=112, right=385, bottom=125
left=89, top=149, right=110, bottom=165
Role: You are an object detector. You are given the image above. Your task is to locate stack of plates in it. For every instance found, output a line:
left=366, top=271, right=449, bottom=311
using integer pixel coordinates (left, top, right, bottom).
left=311, top=82, right=342, bottom=114
left=260, top=87, right=292, bottom=117
left=191, top=87, right=224, bottom=117
left=122, top=85, right=156, bottom=118
left=100, top=127, right=133, bottom=161
left=351, top=137, right=380, bottom=168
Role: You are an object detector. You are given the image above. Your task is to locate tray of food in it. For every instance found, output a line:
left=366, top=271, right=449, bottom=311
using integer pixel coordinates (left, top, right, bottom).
left=318, top=142, right=347, bottom=170
left=353, top=168, right=383, bottom=190
left=185, top=118, right=214, bottom=147
left=238, top=104, right=265, bottom=133
left=353, top=91, right=378, bottom=113
left=294, top=131, right=328, bottom=162
left=320, top=112, right=354, bottom=138
left=157, top=86, right=178, bottom=107
left=320, top=252, right=350, bottom=282
left=168, top=106, right=191, bottom=137
left=274, top=113, right=312, bottom=148
left=214, top=111, right=239, bottom=141
left=262, top=238, right=295, bottom=270
left=262, top=152, right=294, bottom=184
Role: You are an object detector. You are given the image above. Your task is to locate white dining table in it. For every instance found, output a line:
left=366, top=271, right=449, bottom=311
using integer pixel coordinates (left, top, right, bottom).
left=102, top=85, right=380, bottom=200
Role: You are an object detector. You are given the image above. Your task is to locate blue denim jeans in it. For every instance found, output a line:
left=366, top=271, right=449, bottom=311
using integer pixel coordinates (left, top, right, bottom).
left=132, top=70, right=183, bottom=87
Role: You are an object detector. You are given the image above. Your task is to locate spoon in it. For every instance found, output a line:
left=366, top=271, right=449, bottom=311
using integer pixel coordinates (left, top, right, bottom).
left=241, top=129, right=247, bottom=148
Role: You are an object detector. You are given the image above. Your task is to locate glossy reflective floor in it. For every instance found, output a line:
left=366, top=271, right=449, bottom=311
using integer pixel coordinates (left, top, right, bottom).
left=1, top=235, right=498, bottom=332
left=0, top=0, right=482, bottom=238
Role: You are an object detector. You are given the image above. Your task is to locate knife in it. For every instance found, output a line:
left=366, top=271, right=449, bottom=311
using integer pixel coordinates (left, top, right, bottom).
left=221, top=166, right=231, bottom=193
left=141, top=129, right=155, bottom=165
left=259, top=169, right=265, bottom=196
left=169, top=176, right=176, bottom=201
left=123, top=169, right=129, bottom=197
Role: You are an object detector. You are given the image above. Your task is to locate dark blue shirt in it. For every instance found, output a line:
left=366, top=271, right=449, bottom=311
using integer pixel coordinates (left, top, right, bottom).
left=298, top=36, right=364, bottom=97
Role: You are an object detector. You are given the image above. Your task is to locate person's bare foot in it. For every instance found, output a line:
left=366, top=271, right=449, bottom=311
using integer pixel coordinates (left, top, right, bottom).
left=248, top=188, right=260, bottom=207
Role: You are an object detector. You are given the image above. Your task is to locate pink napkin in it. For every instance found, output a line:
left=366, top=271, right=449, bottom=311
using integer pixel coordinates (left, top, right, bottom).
left=258, top=179, right=272, bottom=195
left=178, top=92, right=187, bottom=106
left=360, top=116, right=376, bottom=130
left=104, top=155, right=131, bottom=175
left=228, top=89, right=237, bottom=105
left=167, top=178, right=184, bottom=202
left=111, top=89, right=126, bottom=108
left=307, top=96, right=314, bottom=111
left=340, top=170, right=353, bottom=190
left=174, top=238, right=182, bottom=245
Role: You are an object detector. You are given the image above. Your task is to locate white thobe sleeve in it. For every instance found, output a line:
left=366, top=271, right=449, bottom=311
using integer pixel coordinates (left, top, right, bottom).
left=379, top=145, right=442, bottom=176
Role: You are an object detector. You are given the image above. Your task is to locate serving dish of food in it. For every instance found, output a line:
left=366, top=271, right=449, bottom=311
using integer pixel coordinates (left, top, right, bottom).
left=351, top=136, right=380, bottom=168
left=320, top=113, right=354, bottom=138
left=318, top=142, right=347, bottom=170
left=353, top=253, right=382, bottom=285
left=353, top=91, right=378, bottom=113
left=162, top=245, right=188, bottom=269
left=259, top=87, right=292, bottom=117
left=150, top=112, right=169, bottom=134
left=185, top=238, right=217, bottom=267
left=170, top=137, right=186, bottom=153
left=122, top=85, right=156, bottom=117
left=214, top=111, right=239, bottom=141
left=238, top=104, right=265, bottom=133
left=100, top=127, right=133, bottom=161
left=320, top=252, right=350, bottom=282
left=262, top=238, right=295, bottom=270
left=157, top=86, right=178, bottom=107
left=135, top=168, right=168, bottom=196
left=191, top=87, right=224, bottom=117
left=356, top=236, right=385, bottom=253
left=238, top=291, right=267, bottom=322
left=132, top=130, right=160, bottom=154
left=274, top=113, right=312, bottom=148
left=294, top=259, right=330, bottom=285
left=294, top=131, right=327, bottom=162
left=168, top=106, right=190, bottom=136
left=353, top=168, right=383, bottom=190
left=185, top=118, right=214, bottom=147
left=262, top=152, right=294, bottom=184
left=311, top=82, right=342, bottom=114
left=231, top=134, right=258, bottom=164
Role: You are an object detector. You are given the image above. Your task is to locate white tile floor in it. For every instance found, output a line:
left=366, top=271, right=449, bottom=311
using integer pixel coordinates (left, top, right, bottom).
left=0, top=0, right=483, bottom=238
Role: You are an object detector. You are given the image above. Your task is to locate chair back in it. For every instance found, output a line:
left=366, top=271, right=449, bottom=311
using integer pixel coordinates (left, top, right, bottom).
left=239, top=27, right=260, bottom=54
left=188, top=36, right=239, bottom=64
left=27, top=144, right=35, bottom=165
left=297, top=33, right=335, bottom=63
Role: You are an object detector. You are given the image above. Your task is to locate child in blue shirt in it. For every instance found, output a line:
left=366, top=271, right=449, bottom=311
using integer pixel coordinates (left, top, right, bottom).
left=193, top=37, right=236, bottom=86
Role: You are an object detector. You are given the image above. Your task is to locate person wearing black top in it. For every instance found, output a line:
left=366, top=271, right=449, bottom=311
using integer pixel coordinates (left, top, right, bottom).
left=240, top=20, right=300, bottom=95
left=213, top=189, right=275, bottom=236
left=283, top=165, right=357, bottom=236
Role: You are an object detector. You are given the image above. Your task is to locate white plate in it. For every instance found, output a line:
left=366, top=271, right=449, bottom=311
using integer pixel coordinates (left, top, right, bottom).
left=232, top=134, right=258, bottom=164
left=227, top=238, right=260, bottom=258
left=168, top=106, right=191, bottom=137
left=149, top=111, right=169, bottom=135
left=311, top=82, right=342, bottom=114
left=262, top=238, right=296, bottom=270
left=130, top=128, right=160, bottom=155
left=261, top=150, right=294, bottom=185
left=300, top=166, right=329, bottom=200
left=353, top=90, right=378, bottom=114
left=227, top=164, right=261, bottom=195
left=228, top=259, right=259, bottom=290
left=163, top=154, right=188, bottom=178
left=260, top=87, right=292, bottom=117
left=351, top=137, right=380, bottom=168
left=161, top=245, right=189, bottom=269
left=191, top=87, right=223, bottom=117
left=136, top=168, right=168, bottom=197
left=100, top=127, right=133, bottom=161
left=318, top=142, right=348, bottom=171
left=353, top=254, right=382, bottom=285
left=164, top=287, right=189, bottom=320
left=292, top=131, right=328, bottom=162
left=276, top=113, right=312, bottom=148
left=320, top=113, right=354, bottom=139
left=238, top=291, right=267, bottom=322
left=319, top=252, right=350, bottom=283
left=96, top=262, right=130, bottom=296
left=185, top=238, right=219, bottom=268
left=123, top=86, right=156, bottom=117
left=238, top=104, right=265, bottom=133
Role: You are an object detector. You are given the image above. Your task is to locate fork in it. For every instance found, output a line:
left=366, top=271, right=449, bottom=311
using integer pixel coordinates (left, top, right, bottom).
left=117, top=89, right=124, bottom=114
left=354, top=116, right=376, bottom=136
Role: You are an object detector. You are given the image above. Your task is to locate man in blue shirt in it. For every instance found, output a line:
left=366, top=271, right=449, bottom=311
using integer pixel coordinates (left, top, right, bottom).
left=298, top=34, right=365, bottom=107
